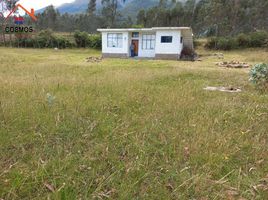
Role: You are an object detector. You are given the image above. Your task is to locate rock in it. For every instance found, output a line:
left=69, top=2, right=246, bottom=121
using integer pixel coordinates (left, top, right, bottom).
left=216, top=61, right=250, bottom=68
left=211, top=53, right=224, bottom=59
left=204, top=86, right=242, bottom=93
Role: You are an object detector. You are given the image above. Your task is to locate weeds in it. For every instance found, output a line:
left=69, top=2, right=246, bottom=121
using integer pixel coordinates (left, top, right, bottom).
left=0, top=48, right=268, bottom=199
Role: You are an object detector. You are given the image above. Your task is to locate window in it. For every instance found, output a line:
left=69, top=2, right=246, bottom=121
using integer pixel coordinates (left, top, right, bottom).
left=161, top=36, right=173, bottom=43
left=132, top=32, right=139, bottom=38
left=142, top=34, right=155, bottom=50
left=107, top=33, right=123, bottom=48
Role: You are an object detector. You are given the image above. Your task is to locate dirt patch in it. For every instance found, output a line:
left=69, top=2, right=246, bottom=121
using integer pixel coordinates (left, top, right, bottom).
left=216, top=61, right=250, bottom=68
left=85, top=57, right=102, bottom=63
left=204, top=86, right=242, bottom=93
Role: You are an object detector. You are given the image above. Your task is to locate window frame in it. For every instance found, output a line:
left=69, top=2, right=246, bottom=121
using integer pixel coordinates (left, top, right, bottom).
left=132, top=32, right=139, bottom=38
left=161, top=36, right=173, bottom=43
left=142, top=34, right=156, bottom=50
left=107, top=33, right=123, bottom=48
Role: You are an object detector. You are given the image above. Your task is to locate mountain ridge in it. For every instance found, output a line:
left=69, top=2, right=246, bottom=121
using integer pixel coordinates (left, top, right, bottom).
left=38, top=0, right=186, bottom=16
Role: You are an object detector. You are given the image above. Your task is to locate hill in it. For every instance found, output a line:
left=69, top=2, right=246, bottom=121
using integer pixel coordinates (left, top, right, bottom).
left=39, top=0, right=185, bottom=16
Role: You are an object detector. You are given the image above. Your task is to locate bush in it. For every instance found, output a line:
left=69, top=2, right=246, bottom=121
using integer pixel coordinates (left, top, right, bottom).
left=180, top=47, right=196, bottom=61
left=37, top=29, right=55, bottom=48
left=13, top=30, right=75, bottom=49
left=8, top=30, right=100, bottom=49
left=237, top=33, right=250, bottom=48
left=205, top=37, right=238, bottom=50
left=52, top=36, right=75, bottom=49
left=88, top=34, right=102, bottom=49
left=205, top=37, right=217, bottom=49
left=249, top=31, right=268, bottom=47
left=217, top=37, right=238, bottom=50
left=74, top=31, right=102, bottom=49
left=205, top=31, right=268, bottom=50
left=249, top=63, right=268, bottom=90
left=74, top=31, right=90, bottom=48
left=193, top=38, right=202, bottom=48
left=16, top=38, right=35, bottom=48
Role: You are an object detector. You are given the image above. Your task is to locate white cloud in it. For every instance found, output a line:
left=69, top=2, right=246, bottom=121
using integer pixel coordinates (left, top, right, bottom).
left=18, top=0, right=75, bottom=11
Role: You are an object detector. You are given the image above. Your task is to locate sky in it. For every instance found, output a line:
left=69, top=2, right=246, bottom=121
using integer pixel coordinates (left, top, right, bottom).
left=18, top=0, right=75, bottom=10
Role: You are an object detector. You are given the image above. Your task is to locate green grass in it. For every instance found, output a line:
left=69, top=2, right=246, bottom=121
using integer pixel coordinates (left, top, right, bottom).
left=0, top=47, right=268, bottom=199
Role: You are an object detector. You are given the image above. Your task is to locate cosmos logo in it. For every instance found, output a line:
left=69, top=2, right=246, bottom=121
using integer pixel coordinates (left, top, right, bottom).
left=4, top=4, right=37, bottom=33
left=14, top=16, right=24, bottom=25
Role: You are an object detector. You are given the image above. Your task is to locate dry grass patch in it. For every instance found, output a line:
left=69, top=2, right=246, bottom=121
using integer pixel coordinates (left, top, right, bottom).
left=0, top=47, right=268, bottom=199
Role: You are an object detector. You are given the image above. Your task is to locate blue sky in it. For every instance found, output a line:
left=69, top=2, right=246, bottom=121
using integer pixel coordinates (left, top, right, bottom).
left=18, top=0, right=75, bottom=10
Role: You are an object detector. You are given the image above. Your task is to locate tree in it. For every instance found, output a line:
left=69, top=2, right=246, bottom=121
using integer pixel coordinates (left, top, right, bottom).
left=137, top=9, right=147, bottom=27
left=159, top=0, right=168, bottom=8
left=101, top=0, right=124, bottom=27
left=36, top=5, right=59, bottom=31
left=88, top=0, right=97, bottom=15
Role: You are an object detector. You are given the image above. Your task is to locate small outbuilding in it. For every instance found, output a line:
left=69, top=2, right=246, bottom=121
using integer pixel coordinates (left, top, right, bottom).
left=97, top=27, right=194, bottom=60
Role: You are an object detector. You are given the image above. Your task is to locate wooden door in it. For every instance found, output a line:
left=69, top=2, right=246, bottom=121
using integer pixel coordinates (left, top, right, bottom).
left=132, top=40, right=139, bottom=56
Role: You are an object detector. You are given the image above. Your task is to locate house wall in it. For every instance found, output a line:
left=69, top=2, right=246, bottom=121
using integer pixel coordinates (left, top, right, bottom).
left=155, top=30, right=183, bottom=60
left=101, top=32, right=129, bottom=58
left=181, top=29, right=194, bottom=50
left=100, top=29, right=188, bottom=60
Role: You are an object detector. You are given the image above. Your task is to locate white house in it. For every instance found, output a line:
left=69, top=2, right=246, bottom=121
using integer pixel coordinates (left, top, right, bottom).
left=97, top=27, right=194, bottom=60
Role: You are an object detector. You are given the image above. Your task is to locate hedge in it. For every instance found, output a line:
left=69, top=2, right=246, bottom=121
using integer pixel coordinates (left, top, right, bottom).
left=0, top=29, right=102, bottom=49
left=74, top=30, right=102, bottom=49
left=205, top=31, right=268, bottom=50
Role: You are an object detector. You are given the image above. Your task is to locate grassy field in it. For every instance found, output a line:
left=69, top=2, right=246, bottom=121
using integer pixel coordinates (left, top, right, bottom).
left=0, top=47, right=268, bottom=200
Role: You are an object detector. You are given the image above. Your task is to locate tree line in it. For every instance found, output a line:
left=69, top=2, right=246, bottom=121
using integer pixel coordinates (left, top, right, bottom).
left=32, top=0, right=268, bottom=36
left=137, top=0, right=268, bottom=36
left=1, top=0, right=268, bottom=37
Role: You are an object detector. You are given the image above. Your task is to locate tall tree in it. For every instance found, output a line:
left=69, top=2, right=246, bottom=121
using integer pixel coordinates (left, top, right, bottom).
left=88, top=0, right=97, bottom=15
left=159, top=0, right=168, bottom=8
left=36, top=5, right=59, bottom=31
left=101, top=0, right=117, bottom=27
left=101, top=0, right=126, bottom=27
left=137, top=9, right=147, bottom=27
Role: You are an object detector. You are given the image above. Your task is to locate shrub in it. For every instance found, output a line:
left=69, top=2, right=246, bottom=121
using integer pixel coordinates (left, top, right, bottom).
left=249, top=31, right=268, bottom=47
left=264, top=39, right=268, bottom=48
left=74, top=30, right=90, bottom=48
left=74, top=31, right=102, bottom=49
left=13, top=30, right=75, bottom=49
left=88, top=34, right=102, bottom=49
left=205, top=37, right=238, bottom=50
left=237, top=33, right=250, bottom=48
left=34, top=29, right=57, bottom=48
left=205, top=31, right=268, bottom=50
left=249, top=63, right=268, bottom=90
left=16, top=38, right=35, bottom=48
left=205, top=37, right=218, bottom=49
left=52, top=36, right=75, bottom=49
left=180, top=47, right=196, bottom=61
left=217, top=37, right=238, bottom=50
left=193, top=38, right=202, bottom=48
